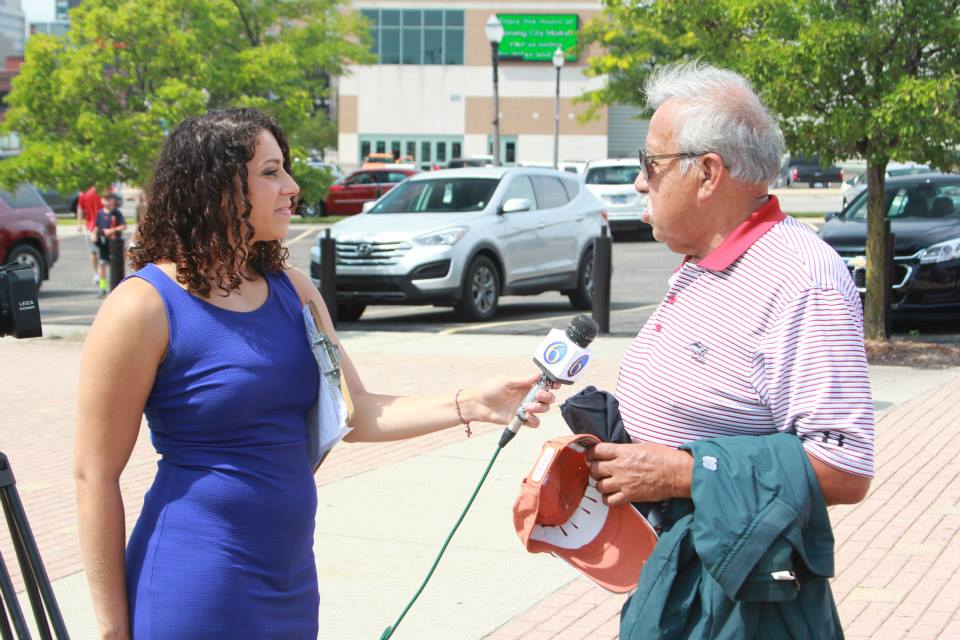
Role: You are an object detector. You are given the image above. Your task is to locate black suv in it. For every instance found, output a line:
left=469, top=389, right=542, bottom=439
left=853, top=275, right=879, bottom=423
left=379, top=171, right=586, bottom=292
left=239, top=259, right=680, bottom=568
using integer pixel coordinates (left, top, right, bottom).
left=820, top=173, right=960, bottom=314
left=778, top=155, right=844, bottom=187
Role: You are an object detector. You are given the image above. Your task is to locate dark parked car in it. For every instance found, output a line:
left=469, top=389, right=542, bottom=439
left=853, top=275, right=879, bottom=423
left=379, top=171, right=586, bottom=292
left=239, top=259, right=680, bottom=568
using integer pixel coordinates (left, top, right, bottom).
left=0, top=184, right=59, bottom=286
left=318, top=167, right=418, bottom=215
left=778, top=155, right=844, bottom=187
left=820, top=173, right=960, bottom=314
left=38, top=188, right=79, bottom=216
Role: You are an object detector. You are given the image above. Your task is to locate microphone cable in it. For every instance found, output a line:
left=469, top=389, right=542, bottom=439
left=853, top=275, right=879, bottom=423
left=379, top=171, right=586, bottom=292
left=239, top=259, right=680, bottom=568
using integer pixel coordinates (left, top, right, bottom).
left=379, top=315, right=598, bottom=638
left=379, top=443, right=503, bottom=640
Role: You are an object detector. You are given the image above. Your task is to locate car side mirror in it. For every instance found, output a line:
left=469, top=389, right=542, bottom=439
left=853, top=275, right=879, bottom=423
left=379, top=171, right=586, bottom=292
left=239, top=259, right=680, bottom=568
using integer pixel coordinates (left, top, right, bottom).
left=824, top=211, right=839, bottom=222
left=362, top=201, right=376, bottom=213
left=500, top=197, right=531, bottom=214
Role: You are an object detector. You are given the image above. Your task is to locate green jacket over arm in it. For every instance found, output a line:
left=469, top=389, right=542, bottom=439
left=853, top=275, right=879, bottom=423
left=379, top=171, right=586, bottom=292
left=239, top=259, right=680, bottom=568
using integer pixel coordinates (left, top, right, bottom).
left=620, top=433, right=842, bottom=640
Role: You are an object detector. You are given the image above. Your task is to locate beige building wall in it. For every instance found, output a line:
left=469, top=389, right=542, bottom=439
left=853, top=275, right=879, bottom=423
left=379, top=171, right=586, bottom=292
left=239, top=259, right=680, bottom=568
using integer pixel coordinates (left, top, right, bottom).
left=337, top=1, right=609, bottom=166
left=464, top=97, right=605, bottom=136
left=338, top=95, right=358, bottom=134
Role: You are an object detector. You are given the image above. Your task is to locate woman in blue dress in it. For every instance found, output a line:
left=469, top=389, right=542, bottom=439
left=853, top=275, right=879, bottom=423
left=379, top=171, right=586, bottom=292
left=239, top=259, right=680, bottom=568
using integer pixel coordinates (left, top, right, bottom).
left=74, top=108, right=555, bottom=639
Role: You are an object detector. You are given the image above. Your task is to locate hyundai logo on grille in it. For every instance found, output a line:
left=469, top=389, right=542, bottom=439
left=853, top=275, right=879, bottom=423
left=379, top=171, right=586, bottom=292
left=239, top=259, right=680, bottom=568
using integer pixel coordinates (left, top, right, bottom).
left=357, top=243, right=374, bottom=257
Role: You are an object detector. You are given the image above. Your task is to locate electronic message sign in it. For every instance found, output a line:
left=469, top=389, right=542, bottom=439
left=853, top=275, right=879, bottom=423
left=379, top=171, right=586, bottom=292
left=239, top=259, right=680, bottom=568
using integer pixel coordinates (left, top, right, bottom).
left=496, top=14, right=579, bottom=62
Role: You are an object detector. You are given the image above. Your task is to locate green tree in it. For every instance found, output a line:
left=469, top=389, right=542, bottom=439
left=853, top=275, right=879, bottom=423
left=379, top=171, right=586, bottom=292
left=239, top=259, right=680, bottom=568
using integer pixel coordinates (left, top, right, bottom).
left=582, top=0, right=960, bottom=340
left=2, top=0, right=372, bottom=193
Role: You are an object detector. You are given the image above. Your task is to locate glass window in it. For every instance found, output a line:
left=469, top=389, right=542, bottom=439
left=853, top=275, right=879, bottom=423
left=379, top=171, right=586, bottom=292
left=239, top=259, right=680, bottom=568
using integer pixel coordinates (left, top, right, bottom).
left=421, top=141, right=431, bottom=162
left=376, top=140, right=386, bottom=153
left=371, top=178, right=500, bottom=214
left=561, top=178, right=580, bottom=200
left=402, top=9, right=421, bottom=26
left=386, top=172, right=412, bottom=183
left=390, top=141, right=401, bottom=160
left=585, top=165, right=641, bottom=185
left=347, top=172, right=374, bottom=185
left=436, top=142, right=447, bottom=163
left=505, top=142, right=516, bottom=164
left=406, top=141, right=416, bottom=159
left=0, top=185, right=46, bottom=209
left=502, top=176, right=537, bottom=209
left=844, top=189, right=899, bottom=221
left=424, top=10, right=443, bottom=26
left=843, top=182, right=960, bottom=220
left=531, top=176, right=569, bottom=209
left=445, top=11, right=464, bottom=27
left=444, top=29, right=463, bottom=65
left=380, top=28, right=400, bottom=64
left=451, top=142, right=462, bottom=159
left=930, top=186, right=959, bottom=218
left=380, top=9, right=400, bottom=26
left=423, top=29, right=442, bottom=64
left=362, top=9, right=379, bottom=55
left=360, top=140, right=371, bottom=160
left=402, top=28, right=421, bottom=64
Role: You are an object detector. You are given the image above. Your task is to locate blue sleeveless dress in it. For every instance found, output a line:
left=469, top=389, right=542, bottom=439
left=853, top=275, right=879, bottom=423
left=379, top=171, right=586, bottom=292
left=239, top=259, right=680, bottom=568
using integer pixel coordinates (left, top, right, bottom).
left=124, top=263, right=320, bottom=638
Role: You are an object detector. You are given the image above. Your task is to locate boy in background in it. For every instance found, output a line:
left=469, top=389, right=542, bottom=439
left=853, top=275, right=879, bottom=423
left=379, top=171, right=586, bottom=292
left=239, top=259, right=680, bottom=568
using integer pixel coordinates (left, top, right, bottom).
left=93, top=193, right=127, bottom=296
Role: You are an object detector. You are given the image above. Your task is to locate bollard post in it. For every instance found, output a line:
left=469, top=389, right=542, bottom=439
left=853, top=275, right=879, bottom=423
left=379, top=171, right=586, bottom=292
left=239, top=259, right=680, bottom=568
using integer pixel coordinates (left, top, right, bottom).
left=592, top=226, right=612, bottom=334
left=108, top=236, right=125, bottom=291
left=319, top=228, right=338, bottom=325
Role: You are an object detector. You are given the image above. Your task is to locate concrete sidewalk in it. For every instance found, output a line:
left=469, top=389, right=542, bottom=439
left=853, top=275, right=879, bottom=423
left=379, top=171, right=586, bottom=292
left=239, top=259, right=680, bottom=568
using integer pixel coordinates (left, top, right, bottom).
left=0, top=328, right=957, bottom=638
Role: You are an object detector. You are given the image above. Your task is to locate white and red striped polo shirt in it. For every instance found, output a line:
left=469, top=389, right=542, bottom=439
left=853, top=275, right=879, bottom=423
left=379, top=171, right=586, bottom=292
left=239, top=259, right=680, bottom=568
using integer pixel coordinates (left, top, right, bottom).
left=616, top=196, right=875, bottom=478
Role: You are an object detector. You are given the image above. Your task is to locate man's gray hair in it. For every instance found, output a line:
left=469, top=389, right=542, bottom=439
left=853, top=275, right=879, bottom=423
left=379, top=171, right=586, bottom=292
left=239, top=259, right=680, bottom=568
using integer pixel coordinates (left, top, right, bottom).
left=645, top=61, right=784, bottom=185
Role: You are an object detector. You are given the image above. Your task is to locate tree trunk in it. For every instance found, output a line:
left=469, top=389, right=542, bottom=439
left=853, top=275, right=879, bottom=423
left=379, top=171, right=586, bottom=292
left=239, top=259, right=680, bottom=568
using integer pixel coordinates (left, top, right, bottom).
left=863, top=161, right=889, bottom=341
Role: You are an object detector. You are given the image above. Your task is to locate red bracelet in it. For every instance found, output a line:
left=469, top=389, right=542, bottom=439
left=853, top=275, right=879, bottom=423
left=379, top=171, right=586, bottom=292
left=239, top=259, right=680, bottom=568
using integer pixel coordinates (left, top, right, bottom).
left=454, top=389, right=472, bottom=438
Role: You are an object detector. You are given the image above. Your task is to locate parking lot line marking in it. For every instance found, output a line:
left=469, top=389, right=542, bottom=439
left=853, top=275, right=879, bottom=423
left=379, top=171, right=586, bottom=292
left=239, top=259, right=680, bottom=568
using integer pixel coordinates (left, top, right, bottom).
left=43, top=314, right=97, bottom=323
left=285, top=228, right=319, bottom=247
left=437, top=304, right=659, bottom=335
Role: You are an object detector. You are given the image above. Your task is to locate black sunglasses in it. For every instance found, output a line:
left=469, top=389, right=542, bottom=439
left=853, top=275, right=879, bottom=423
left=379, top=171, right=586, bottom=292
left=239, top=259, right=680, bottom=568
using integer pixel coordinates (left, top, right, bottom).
left=637, top=149, right=709, bottom=177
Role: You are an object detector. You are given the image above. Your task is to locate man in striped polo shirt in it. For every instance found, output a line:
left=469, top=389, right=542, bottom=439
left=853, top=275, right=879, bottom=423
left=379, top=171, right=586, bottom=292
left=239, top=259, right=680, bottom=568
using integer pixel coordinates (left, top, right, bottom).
left=586, top=63, right=874, bottom=626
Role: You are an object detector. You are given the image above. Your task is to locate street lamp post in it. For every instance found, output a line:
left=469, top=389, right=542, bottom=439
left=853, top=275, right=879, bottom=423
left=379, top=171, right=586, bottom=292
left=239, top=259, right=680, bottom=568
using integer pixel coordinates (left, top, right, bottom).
left=552, top=47, right=565, bottom=169
left=485, top=15, right=504, bottom=167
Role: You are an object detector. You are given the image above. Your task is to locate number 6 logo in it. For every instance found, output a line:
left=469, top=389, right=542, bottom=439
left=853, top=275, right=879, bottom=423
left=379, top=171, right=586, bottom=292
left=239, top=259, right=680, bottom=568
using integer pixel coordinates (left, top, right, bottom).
left=543, top=341, right=568, bottom=364
left=566, top=354, right=589, bottom=378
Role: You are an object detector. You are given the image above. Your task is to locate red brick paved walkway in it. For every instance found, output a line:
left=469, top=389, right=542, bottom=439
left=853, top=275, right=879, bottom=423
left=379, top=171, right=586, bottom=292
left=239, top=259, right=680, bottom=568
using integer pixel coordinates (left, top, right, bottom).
left=3, top=335, right=958, bottom=638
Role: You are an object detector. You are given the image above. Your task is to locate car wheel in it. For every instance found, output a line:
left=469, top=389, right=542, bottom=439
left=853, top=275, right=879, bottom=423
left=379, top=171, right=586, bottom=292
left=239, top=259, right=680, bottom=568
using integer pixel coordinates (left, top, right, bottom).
left=455, top=256, right=499, bottom=322
left=6, top=244, right=45, bottom=287
left=568, top=248, right=594, bottom=310
left=336, top=303, right=365, bottom=322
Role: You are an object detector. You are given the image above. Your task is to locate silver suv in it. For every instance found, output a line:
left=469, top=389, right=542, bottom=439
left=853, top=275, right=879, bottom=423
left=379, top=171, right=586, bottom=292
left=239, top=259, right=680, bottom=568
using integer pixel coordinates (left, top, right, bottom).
left=309, top=167, right=607, bottom=321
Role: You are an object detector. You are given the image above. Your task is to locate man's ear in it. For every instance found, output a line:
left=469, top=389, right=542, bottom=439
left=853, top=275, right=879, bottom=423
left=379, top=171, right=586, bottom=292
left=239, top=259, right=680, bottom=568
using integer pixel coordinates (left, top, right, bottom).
left=697, top=153, right=725, bottom=198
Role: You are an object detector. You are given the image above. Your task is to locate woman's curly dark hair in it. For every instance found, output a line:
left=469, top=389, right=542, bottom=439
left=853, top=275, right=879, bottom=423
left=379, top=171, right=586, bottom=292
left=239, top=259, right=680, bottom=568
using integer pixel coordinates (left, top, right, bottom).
left=130, top=108, right=294, bottom=297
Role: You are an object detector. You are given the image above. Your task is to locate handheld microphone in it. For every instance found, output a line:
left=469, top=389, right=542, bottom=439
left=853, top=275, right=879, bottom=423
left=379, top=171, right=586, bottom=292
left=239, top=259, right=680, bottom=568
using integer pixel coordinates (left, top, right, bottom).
left=498, top=314, right=599, bottom=448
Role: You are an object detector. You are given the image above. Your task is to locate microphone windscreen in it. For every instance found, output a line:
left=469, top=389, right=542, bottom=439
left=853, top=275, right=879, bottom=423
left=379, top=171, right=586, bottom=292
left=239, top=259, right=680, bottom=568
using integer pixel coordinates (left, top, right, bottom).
left=566, top=314, right=599, bottom=348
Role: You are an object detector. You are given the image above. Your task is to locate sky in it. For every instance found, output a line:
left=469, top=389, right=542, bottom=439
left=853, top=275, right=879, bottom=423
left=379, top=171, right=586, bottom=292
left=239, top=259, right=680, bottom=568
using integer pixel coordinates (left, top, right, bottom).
left=23, top=0, right=55, bottom=24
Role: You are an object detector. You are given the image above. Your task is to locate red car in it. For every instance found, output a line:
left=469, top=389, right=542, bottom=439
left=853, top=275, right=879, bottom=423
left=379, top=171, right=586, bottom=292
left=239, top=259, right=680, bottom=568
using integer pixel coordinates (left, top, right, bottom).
left=0, top=184, right=59, bottom=287
left=319, top=167, right=417, bottom=215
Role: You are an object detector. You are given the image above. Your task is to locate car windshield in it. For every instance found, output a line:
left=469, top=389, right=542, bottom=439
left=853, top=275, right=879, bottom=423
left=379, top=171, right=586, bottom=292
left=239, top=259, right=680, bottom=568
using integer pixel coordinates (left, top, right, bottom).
left=369, top=178, right=500, bottom=214
left=843, top=182, right=960, bottom=221
left=585, top=165, right=641, bottom=185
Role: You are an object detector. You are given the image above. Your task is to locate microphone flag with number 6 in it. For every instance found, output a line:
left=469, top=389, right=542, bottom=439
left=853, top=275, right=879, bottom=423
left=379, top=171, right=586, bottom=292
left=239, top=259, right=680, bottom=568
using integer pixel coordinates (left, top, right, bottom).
left=533, top=328, right=592, bottom=384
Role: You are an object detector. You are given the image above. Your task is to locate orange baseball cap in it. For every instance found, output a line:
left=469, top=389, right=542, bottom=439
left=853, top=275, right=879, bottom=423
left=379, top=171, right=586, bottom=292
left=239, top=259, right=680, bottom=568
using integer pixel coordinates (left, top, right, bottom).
left=513, top=434, right=658, bottom=593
